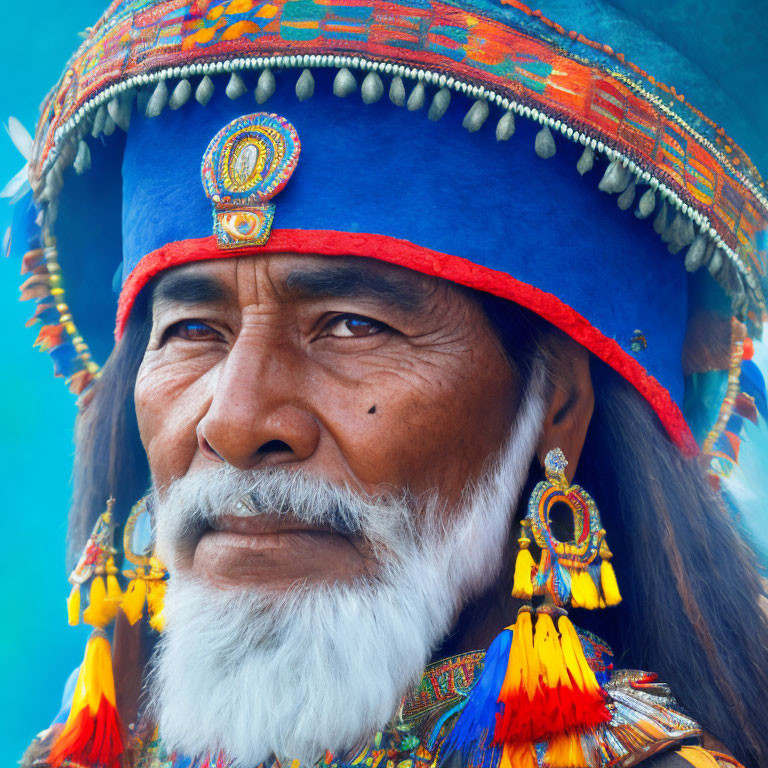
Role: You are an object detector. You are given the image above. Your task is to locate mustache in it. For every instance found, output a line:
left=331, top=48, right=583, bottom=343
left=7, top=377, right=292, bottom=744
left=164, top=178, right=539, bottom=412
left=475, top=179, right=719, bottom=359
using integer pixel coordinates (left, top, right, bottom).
left=235, top=489, right=361, bottom=537
left=154, top=465, right=421, bottom=556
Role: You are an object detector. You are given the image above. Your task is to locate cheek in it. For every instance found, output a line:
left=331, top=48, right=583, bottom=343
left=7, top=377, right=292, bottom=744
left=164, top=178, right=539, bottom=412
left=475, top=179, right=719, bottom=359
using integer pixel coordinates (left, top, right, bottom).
left=320, top=346, right=517, bottom=503
left=134, top=355, right=215, bottom=487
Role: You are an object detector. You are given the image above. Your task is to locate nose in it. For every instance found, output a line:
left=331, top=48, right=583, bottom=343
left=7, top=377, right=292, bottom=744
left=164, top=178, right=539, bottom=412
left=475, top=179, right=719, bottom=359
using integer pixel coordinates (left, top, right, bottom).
left=197, top=334, right=320, bottom=470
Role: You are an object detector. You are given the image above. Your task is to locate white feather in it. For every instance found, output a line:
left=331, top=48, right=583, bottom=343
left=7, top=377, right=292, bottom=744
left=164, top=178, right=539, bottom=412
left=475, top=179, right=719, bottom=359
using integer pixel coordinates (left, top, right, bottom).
left=0, top=163, right=30, bottom=203
left=6, top=117, right=32, bottom=161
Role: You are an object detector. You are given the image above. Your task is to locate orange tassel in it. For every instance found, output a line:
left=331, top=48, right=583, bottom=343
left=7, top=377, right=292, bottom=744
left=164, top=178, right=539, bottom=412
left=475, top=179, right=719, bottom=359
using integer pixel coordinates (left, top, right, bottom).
left=48, top=632, right=123, bottom=768
left=500, top=741, right=537, bottom=768
left=545, top=731, right=588, bottom=768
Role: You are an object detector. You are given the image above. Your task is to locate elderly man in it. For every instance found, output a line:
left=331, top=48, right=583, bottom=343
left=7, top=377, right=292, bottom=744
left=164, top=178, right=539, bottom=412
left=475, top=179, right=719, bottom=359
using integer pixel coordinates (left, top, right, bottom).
left=8, top=1, right=768, bottom=768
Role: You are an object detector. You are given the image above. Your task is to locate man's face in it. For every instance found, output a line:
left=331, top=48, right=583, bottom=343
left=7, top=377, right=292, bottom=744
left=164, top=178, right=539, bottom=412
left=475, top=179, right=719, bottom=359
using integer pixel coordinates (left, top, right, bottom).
left=135, top=253, right=518, bottom=589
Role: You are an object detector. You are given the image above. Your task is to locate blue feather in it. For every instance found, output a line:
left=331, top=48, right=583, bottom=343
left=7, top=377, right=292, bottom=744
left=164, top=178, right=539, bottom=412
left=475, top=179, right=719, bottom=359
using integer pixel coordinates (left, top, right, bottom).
left=741, top=360, right=767, bottom=421
left=49, top=343, right=81, bottom=378
left=441, top=627, right=512, bottom=760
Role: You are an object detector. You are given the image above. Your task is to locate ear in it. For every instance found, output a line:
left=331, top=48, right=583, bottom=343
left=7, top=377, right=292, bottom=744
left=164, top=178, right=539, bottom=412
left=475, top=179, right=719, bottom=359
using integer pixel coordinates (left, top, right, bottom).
left=536, top=338, right=594, bottom=482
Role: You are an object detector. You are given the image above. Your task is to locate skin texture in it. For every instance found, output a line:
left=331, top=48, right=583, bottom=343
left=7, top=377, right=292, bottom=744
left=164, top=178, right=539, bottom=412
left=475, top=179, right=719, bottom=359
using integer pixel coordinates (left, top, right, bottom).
left=134, top=252, right=594, bottom=628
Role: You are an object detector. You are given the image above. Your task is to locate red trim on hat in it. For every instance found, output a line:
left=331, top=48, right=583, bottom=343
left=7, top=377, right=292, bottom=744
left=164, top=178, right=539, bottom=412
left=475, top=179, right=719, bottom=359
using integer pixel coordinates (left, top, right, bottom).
left=116, top=229, right=698, bottom=456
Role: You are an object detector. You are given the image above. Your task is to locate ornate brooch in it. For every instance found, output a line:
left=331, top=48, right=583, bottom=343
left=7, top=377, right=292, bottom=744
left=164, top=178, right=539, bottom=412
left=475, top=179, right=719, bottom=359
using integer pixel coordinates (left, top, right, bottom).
left=201, top=113, right=300, bottom=248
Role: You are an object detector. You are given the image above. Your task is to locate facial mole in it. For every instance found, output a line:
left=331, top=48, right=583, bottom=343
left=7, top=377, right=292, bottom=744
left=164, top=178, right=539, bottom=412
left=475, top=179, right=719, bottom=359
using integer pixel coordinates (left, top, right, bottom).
left=368, top=405, right=376, bottom=414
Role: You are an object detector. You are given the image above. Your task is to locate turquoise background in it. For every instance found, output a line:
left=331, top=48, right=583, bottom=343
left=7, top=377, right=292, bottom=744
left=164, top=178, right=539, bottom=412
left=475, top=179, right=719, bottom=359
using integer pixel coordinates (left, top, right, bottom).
left=0, top=2, right=766, bottom=766
left=0, top=3, right=106, bottom=764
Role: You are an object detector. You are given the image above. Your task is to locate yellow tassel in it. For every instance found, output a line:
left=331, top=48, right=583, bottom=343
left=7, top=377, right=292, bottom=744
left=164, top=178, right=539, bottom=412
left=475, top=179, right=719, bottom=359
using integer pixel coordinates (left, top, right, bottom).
left=571, top=569, right=600, bottom=610
left=499, top=608, right=537, bottom=705
left=121, top=577, right=148, bottom=625
left=517, top=608, right=538, bottom=701
left=511, top=541, right=536, bottom=600
left=533, top=612, right=566, bottom=690
left=79, top=633, right=117, bottom=713
left=67, top=585, right=81, bottom=627
left=558, top=616, right=601, bottom=694
left=600, top=559, right=622, bottom=606
left=146, top=579, right=167, bottom=633
left=82, top=576, right=117, bottom=628
left=106, top=557, right=123, bottom=604
left=545, top=731, right=588, bottom=768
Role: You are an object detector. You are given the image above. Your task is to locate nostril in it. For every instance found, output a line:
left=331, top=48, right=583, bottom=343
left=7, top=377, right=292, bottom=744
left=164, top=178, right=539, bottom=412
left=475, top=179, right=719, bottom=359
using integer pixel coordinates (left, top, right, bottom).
left=198, top=433, right=224, bottom=462
left=257, top=439, right=292, bottom=455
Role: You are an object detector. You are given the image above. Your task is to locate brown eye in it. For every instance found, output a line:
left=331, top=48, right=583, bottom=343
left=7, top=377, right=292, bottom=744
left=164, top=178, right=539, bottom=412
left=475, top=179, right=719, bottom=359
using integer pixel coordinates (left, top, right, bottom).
left=327, top=315, right=384, bottom=338
left=166, top=320, right=221, bottom=342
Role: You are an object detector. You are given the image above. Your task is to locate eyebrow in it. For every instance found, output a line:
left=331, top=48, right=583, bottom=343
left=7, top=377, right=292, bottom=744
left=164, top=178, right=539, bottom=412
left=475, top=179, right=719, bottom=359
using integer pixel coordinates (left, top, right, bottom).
left=283, top=264, right=425, bottom=311
left=151, top=272, right=231, bottom=311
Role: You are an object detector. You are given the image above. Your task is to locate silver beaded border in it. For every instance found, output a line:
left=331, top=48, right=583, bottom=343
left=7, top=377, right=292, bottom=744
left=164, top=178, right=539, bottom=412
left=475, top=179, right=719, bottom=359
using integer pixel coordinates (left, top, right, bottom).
left=32, top=53, right=768, bottom=384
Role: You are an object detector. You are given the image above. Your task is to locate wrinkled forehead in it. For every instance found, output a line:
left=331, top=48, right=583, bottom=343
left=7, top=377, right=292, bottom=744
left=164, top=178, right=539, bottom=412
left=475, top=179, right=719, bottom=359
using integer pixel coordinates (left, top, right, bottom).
left=146, top=253, right=447, bottom=315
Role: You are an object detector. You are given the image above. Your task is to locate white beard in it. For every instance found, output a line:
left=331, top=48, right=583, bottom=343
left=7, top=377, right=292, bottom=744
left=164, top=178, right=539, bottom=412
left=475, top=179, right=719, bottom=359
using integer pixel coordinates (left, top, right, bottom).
left=149, top=381, right=544, bottom=767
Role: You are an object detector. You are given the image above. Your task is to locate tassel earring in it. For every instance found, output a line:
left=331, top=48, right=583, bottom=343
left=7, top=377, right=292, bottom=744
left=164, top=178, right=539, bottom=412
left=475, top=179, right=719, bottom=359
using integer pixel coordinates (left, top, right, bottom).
left=121, top=496, right=167, bottom=632
left=50, top=498, right=124, bottom=768
left=445, top=449, right=621, bottom=768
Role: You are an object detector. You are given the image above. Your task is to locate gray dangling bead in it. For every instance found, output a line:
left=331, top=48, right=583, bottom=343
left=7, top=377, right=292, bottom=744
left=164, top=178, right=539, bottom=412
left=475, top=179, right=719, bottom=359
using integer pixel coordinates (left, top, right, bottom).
left=665, top=212, right=695, bottom=254
left=598, top=159, right=631, bottom=194
left=617, top=181, right=637, bottom=211
left=169, top=79, right=192, bottom=110
left=576, top=146, right=594, bottom=175
left=389, top=75, right=406, bottom=106
left=428, top=87, right=451, bottom=121
left=195, top=76, right=215, bottom=106
left=103, top=113, right=116, bottom=136
left=255, top=69, right=275, bottom=104
left=407, top=81, right=425, bottom=111
left=361, top=71, right=384, bottom=104
left=333, top=68, right=357, bottom=97
left=744, top=268, right=760, bottom=290
left=295, top=68, right=315, bottom=101
left=635, top=187, right=656, bottom=219
left=731, top=275, right=747, bottom=316
left=653, top=201, right=669, bottom=235
left=145, top=79, right=169, bottom=118
left=495, top=110, right=515, bottom=141
left=463, top=99, right=489, bottom=133
left=534, top=125, right=556, bottom=158
left=684, top=235, right=709, bottom=272
left=108, top=94, right=132, bottom=132
left=73, top=140, right=91, bottom=175
left=91, top=105, right=107, bottom=138
left=226, top=72, right=247, bottom=100
left=136, top=88, right=152, bottom=117
left=708, top=247, right=724, bottom=277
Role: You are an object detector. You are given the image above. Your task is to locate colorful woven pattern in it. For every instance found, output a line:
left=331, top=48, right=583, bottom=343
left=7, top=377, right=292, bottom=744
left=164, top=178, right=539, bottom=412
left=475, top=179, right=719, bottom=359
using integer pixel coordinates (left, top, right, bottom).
left=30, top=0, right=768, bottom=311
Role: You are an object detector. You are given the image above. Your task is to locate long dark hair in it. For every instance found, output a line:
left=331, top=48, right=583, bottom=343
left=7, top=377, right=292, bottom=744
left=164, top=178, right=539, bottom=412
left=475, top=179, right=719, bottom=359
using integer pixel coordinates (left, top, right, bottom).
left=70, top=287, right=768, bottom=767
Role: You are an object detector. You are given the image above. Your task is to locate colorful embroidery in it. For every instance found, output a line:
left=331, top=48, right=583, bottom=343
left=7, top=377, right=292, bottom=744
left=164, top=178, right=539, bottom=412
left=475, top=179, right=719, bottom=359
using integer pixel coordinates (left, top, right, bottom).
left=29, top=0, right=768, bottom=300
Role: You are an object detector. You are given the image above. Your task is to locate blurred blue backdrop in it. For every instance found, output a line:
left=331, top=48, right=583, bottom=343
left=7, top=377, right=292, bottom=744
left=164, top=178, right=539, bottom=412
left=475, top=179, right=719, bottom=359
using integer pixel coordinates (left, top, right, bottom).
left=0, top=1, right=766, bottom=766
left=0, top=3, right=106, bottom=764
